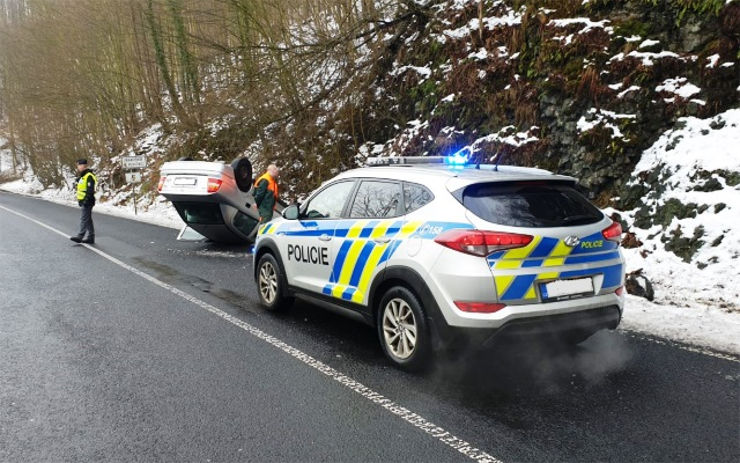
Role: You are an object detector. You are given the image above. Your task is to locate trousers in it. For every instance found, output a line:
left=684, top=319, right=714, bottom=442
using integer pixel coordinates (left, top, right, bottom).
left=78, top=203, right=95, bottom=239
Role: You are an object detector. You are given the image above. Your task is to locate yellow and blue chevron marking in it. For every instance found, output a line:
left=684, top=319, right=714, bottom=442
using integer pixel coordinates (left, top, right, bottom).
left=321, top=220, right=472, bottom=304
left=488, top=231, right=622, bottom=302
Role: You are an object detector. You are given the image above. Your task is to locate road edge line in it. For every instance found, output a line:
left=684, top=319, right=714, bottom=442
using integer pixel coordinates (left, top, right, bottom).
left=0, top=203, right=503, bottom=463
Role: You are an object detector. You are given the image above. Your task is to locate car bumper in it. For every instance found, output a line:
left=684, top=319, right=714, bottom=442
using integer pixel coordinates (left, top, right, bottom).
left=431, top=304, right=622, bottom=350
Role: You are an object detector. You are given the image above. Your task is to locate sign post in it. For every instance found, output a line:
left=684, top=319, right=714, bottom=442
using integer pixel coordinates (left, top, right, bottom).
left=122, top=155, right=146, bottom=215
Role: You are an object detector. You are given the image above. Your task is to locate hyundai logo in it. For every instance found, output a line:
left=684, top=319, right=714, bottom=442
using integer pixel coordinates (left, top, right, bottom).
left=564, top=235, right=581, bottom=247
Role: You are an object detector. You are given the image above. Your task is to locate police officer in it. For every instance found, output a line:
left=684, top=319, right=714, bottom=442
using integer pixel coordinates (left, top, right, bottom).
left=69, top=159, right=97, bottom=244
left=253, top=164, right=280, bottom=223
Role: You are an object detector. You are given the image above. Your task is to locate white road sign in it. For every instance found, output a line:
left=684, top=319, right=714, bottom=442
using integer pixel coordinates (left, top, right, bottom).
left=125, top=171, right=142, bottom=183
left=122, top=155, right=146, bottom=169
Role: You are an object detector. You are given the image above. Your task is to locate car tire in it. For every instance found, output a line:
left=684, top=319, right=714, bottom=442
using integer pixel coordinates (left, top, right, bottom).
left=256, top=253, right=292, bottom=311
left=377, top=286, right=432, bottom=372
left=231, top=158, right=253, bottom=192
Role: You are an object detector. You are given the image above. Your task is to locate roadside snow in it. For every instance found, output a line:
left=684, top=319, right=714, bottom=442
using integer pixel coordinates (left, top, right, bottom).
left=622, top=296, right=740, bottom=355
left=0, top=178, right=184, bottom=230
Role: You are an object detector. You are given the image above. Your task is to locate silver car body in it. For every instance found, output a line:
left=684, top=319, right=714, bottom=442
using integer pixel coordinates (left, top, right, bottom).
left=159, top=160, right=279, bottom=244
left=254, top=162, right=625, bottom=343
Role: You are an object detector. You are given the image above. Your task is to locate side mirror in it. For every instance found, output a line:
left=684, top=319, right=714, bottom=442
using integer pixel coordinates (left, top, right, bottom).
left=282, top=204, right=300, bottom=220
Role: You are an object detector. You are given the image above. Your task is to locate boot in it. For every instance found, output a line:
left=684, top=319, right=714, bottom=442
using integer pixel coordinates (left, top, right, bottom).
left=70, top=236, right=82, bottom=243
left=81, top=236, right=95, bottom=244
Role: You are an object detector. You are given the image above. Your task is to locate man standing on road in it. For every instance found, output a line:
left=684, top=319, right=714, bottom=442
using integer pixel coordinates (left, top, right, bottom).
left=253, top=164, right=280, bottom=223
left=69, top=159, right=97, bottom=244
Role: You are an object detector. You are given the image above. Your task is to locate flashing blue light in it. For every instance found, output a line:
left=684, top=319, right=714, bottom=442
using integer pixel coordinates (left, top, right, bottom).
left=445, top=148, right=470, bottom=167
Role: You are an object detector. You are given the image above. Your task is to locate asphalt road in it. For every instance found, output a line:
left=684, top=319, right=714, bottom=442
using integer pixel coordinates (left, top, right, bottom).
left=0, top=191, right=738, bottom=462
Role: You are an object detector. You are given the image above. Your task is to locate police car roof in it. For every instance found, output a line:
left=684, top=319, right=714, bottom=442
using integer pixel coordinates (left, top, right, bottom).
left=336, top=164, right=577, bottom=187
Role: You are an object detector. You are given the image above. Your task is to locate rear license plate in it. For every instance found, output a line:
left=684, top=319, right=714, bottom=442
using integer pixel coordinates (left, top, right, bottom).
left=174, top=177, right=197, bottom=186
left=540, top=278, right=594, bottom=300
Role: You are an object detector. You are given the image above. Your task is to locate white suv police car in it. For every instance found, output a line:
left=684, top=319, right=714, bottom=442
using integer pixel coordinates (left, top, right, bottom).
left=253, top=157, right=624, bottom=370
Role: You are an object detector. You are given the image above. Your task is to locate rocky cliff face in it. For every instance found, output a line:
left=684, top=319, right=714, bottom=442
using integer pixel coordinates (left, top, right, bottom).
left=350, top=0, right=738, bottom=203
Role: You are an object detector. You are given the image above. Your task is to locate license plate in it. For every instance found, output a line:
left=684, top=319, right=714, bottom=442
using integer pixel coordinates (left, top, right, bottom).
left=174, top=177, right=197, bottom=186
left=540, top=278, right=593, bottom=300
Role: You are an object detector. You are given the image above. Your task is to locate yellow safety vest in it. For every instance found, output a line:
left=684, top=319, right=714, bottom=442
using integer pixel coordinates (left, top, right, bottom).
left=76, top=171, right=97, bottom=201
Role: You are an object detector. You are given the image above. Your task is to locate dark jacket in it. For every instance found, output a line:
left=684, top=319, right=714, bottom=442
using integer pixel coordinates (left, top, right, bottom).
left=76, top=169, right=96, bottom=206
left=253, top=178, right=275, bottom=222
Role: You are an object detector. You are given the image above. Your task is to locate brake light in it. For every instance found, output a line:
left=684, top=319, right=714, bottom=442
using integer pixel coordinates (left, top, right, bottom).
left=157, top=176, right=166, bottom=192
left=434, top=229, right=533, bottom=257
left=602, top=221, right=622, bottom=243
left=455, top=301, right=507, bottom=313
left=207, top=178, right=223, bottom=193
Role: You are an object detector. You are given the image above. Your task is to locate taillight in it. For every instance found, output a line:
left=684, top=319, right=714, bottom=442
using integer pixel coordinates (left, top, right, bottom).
left=157, top=176, right=166, bottom=192
left=455, top=301, right=507, bottom=313
left=615, top=286, right=624, bottom=296
left=207, top=178, right=223, bottom=193
left=434, top=229, right=533, bottom=257
left=602, top=221, right=622, bottom=243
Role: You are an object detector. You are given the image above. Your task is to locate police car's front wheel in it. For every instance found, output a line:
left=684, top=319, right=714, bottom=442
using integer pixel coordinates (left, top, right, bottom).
left=378, top=287, right=432, bottom=372
left=256, top=253, right=292, bottom=311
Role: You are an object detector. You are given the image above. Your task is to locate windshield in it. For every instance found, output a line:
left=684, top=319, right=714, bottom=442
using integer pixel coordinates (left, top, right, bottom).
left=457, top=181, right=604, bottom=228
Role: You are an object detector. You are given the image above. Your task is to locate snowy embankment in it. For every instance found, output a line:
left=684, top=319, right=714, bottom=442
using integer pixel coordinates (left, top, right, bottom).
left=0, top=129, right=184, bottom=230
left=0, top=176, right=183, bottom=230
left=2, top=118, right=740, bottom=355
left=612, top=109, right=740, bottom=311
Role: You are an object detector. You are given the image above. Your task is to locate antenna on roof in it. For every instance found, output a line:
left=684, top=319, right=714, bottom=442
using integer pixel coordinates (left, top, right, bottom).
left=493, top=150, right=509, bottom=172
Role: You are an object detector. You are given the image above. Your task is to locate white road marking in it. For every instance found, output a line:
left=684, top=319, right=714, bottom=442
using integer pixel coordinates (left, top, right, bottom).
left=623, top=330, right=739, bottom=363
left=0, top=204, right=502, bottom=463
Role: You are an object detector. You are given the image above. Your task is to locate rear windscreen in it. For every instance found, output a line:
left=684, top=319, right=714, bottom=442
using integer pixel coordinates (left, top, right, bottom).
left=174, top=203, right=224, bottom=225
left=458, top=182, right=603, bottom=227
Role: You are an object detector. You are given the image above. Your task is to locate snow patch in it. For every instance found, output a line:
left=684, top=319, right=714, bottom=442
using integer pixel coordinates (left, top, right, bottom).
left=655, top=77, right=701, bottom=99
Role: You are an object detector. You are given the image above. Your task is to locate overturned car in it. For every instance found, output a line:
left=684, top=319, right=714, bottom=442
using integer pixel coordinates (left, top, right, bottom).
left=157, top=158, right=281, bottom=244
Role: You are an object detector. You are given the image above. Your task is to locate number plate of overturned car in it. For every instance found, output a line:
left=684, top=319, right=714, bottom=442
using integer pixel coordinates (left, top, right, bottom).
left=174, top=177, right=197, bottom=186
left=540, top=277, right=594, bottom=301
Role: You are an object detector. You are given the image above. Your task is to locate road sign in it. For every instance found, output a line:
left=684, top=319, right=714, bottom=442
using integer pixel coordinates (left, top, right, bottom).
left=122, top=155, right=146, bottom=169
left=125, top=172, right=142, bottom=183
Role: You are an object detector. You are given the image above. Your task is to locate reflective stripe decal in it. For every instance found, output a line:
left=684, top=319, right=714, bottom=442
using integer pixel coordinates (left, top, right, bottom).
left=494, top=266, right=623, bottom=302
left=501, top=274, right=538, bottom=300
left=331, top=240, right=353, bottom=284
left=270, top=219, right=472, bottom=304
left=348, top=242, right=375, bottom=287
left=564, top=251, right=620, bottom=265
left=528, top=237, right=559, bottom=258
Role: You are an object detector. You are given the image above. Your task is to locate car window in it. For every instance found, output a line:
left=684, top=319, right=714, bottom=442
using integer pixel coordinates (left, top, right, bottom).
left=303, top=181, right=355, bottom=219
left=459, top=181, right=603, bottom=227
left=403, top=182, right=434, bottom=213
left=233, top=212, right=259, bottom=236
left=175, top=202, right=224, bottom=224
left=349, top=180, right=402, bottom=218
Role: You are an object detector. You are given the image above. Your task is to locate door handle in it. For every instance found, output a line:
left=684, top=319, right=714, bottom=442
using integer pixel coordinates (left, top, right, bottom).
left=373, top=237, right=391, bottom=244
left=319, top=234, right=332, bottom=242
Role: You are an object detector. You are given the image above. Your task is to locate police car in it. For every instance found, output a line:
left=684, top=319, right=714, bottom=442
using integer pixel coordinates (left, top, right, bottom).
left=253, top=156, right=625, bottom=370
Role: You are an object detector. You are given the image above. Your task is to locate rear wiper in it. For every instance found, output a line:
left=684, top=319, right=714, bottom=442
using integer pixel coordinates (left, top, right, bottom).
left=559, top=214, right=596, bottom=225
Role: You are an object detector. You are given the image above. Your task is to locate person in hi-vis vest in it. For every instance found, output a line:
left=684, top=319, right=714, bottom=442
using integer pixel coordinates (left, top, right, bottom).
left=253, top=164, right=280, bottom=223
left=70, top=159, right=97, bottom=244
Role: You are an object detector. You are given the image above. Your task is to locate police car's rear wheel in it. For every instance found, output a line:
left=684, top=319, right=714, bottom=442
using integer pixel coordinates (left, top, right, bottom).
left=378, top=287, right=432, bottom=371
left=256, top=253, right=291, bottom=311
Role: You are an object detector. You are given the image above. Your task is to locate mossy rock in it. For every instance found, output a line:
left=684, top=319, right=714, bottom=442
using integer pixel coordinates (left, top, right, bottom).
left=692, top=177, right=723, bottom=192
left=662, top=224, right=705, bottom=262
